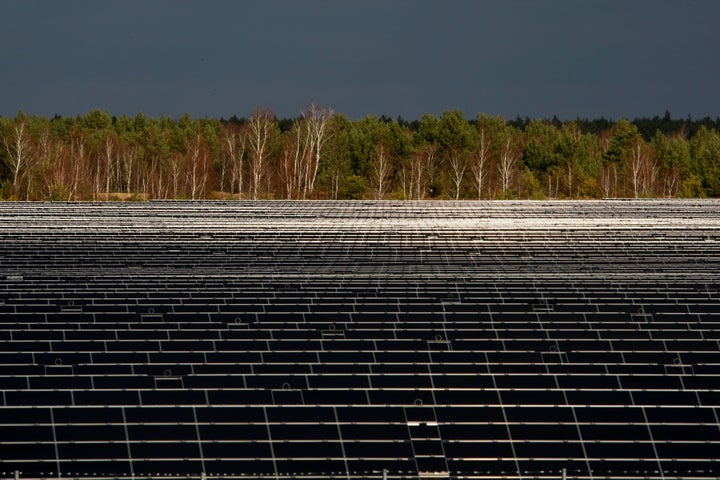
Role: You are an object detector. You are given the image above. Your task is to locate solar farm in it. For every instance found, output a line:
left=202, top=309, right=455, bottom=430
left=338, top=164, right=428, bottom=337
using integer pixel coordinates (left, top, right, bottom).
left=0, top=199, right=719, bottom=480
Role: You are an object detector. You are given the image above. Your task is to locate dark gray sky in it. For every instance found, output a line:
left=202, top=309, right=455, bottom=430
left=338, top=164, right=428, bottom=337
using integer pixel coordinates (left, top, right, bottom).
left=2, top=0, right=718, bottom=120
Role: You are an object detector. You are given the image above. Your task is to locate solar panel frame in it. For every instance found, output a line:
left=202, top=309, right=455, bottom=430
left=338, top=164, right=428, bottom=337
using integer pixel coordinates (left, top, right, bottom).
left=1, top=199, right=720, bottom=479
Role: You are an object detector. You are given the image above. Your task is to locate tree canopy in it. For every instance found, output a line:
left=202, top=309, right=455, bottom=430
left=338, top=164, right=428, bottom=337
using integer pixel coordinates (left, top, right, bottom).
left=1, top=108, right=718, bottom=200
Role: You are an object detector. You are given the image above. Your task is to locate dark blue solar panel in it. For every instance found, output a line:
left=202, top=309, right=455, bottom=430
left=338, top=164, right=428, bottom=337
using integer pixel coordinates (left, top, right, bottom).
left=0, top=200, right=719, bottom=479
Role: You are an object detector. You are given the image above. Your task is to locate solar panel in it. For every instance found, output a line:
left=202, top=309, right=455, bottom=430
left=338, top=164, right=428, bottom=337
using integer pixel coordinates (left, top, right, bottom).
left=0, top=199, right=719, bottom=479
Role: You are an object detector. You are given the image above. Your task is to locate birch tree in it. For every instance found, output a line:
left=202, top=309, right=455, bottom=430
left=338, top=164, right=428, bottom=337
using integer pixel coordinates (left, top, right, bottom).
left=547, top=166, right=561, bottom=199
left=565, top=160, right=574, bottom=199
left=186, top=135, right=209, bottom=200
left=101, top=133, right=115, bottom=200
left=300, top=103, right=334, bottom=199
left=2, top=118, right=31, bottom=197
left=498, top=136, right=517, bottom=197
left=448, top=150, right=466, bottom=200
left=471, top=126, right=490, bottom=200
left=402, top=144, right=435, bottom=199
left=69, top=132, right=85, bottom=201
left=248, top=108, right=274, bottom=200
left=220, top=125, right=246, bottom=197
left=279, top=122, right=310, bottom=199
left=121, top=145, right=141, bottom=194
left=415, top=144, right=435, bottom=199
left=600, top=163, right=616, bottom=198
left=628, top=139, right=657, bottom=197
left=222, top=124, right=247, bottom=198
left=169, top=153, right=183, bottom=199
left=629, top=139, right=645, bottom=198
left=370, top=143, right=392, bottom=199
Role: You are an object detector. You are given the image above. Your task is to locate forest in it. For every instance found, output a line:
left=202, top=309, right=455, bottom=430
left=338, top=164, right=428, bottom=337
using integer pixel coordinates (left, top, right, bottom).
left=1, top=106, right=719, bottom=201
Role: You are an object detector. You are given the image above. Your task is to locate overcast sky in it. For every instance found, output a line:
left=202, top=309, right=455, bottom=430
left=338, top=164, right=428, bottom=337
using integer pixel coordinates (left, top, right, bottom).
left=1, top=0, right=718, bottom=120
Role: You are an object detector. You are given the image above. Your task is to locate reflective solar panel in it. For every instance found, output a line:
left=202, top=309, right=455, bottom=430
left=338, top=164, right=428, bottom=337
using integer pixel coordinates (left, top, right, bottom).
left=0, top=199, right=719, bottom=479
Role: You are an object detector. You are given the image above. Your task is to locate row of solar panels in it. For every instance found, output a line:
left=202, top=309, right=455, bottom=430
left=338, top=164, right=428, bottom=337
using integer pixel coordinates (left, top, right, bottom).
left=2, top=404, right=718, bottom=473
left=0, top=198, right=718, bottom=215
left=2, top=276, right=718, bottom=300
left=1, top=201, right=719, bottom=479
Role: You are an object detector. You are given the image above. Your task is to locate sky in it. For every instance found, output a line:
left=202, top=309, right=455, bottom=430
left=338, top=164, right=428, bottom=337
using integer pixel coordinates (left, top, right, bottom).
left=1, top=0, right=719, bottom=121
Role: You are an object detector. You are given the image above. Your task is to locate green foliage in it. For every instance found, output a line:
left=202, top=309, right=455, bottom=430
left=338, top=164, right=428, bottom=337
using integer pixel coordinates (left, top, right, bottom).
left=437, top=110, right=475, bottom=154
left=604, top=119, right=640, bottom=164
left=47, top=179, right=71, bottom=202
left=82, top=109, right=113, bottom=133
left=522, top=120, right=561, bottom=172
left=576, top=173, right=599, bottom=199
left=519, top=168, right=545, bottom=199
left=341, top=175, right=369, bottom=200
left=415, top=113, right=440, bottom=146
left=664, top=137, right=692, bottom=171
left=0, top=109, right=718, bottom=201
left=690, top=126, right=720, bottom=196
left=677, top=174, right=705, bottom=198
left=0, top=181, right=12, bottom=200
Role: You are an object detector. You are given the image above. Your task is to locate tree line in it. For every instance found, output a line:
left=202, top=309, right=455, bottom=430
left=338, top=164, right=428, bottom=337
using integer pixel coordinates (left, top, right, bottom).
left=1, top=106, right=719, bottom=201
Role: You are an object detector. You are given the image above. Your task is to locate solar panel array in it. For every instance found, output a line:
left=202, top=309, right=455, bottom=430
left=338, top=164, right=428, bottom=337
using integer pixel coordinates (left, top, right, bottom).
left=0, top=200, right=719, bottom=480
